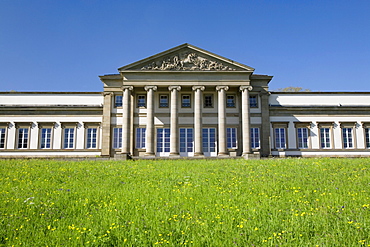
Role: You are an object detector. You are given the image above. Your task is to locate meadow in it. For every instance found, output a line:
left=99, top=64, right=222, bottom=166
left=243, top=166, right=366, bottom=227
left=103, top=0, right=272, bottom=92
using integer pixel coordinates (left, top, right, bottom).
left=1, top=158, right=369, bottom=246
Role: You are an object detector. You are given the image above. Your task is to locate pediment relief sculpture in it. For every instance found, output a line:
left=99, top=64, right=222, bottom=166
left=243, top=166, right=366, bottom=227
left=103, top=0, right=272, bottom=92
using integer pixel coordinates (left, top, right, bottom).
left=140, top=52, right=237, bottom=71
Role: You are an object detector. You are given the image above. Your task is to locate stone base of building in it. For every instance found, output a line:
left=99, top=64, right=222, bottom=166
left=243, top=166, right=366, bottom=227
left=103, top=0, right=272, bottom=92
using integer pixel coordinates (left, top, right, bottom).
left=243, top=152, right=261, bottom=160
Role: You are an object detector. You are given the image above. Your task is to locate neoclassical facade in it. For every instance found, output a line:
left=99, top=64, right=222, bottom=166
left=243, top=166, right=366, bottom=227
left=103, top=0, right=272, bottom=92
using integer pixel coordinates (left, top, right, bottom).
left=1, top=44, right=370, bottom=158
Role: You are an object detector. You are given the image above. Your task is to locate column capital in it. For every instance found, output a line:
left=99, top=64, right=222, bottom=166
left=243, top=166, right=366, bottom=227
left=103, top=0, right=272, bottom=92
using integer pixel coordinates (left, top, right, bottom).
left=103, top=92, right=113, bottom=96
left=121, top=86, right=133, bottom=91
left=216, top=85, right=229, bottom=91
left=144, top=85, right=157, bottom=91
left=239, top=85, right=253, bottom=92
left=192, top=86, right=205, bottom=91
left=168, top=85, right=181, bottom=91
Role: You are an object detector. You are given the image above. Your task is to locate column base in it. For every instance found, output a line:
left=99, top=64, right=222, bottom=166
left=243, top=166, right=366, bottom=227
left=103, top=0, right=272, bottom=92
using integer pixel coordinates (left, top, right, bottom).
left=218, top=152, right=229, bottom=157
left=243, top=153, right=261, bottom=160
left=169, top=152, right=181, bottom=158
left=194, top=152, right=204, bottom=157
left=114, top=153, right=132, bottom=160
left=144, top=152, right=156, bottom=157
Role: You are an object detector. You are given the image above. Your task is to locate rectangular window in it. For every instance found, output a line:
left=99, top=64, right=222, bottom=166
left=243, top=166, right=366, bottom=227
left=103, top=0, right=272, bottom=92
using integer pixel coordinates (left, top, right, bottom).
left=86, top=128, right=98, bottom=149
left=366, top=128, right=370, bottom=148
left=18, top=128, right=29, bottom=149
left=320, top=128, right=331, bottom=149
left=157, top=128, right=170, bottom=153
left=113, top=128, right=122, bottom=149
left=40, top=128, right=52, bottom=149
left=202, top=128, right=216, bottom=155
left=137, top=95, right=146, bottom=108
left=297, top=128, right=309, bottom=149
left=63, top=128, right=74, bottom=149
left=0, top=128, right=6, bottom=149
left=226, top=95, right=235, bottom=108
left=136, top=128, right=146, bottom=149
left=204, top=94, right=213, bottom=108
left=182, top=95, right=191, bottom=108
left=342, top=128, right=353, bottom=149
left=227, top=127, right=237, bottom=149
left=275, top=128, right=286, bottom=149
left=249, top=95, right=258, bottom=108
left=115, top=95, right=123, bottom=107
left=180, top=128, right=193, bottom=153
left=251, top=127, right=260, bottom=149
left=159, top=95, right=169, bottom=108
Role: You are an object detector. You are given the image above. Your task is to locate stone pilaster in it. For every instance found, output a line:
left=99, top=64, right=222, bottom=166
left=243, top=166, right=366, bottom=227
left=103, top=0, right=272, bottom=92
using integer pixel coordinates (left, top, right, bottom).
left=240, top=85, right=253, bottom=156
left=121, top=86, right=133, bottom=156
left=144, top=85, right=157, bottom=156
left=169, top=86, right=181, bottom=156
left=260, top=91, right=271, bottom=157
left=216, top=85, right=229, bottom=156
left=192, top=86, right=205, bottom=156
left=101, top=92, right=113, bottom=157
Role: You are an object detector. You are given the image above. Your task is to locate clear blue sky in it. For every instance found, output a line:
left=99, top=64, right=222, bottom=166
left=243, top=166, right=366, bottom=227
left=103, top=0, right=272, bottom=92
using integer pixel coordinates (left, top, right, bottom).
left=1, top=0, right=370, bottom=92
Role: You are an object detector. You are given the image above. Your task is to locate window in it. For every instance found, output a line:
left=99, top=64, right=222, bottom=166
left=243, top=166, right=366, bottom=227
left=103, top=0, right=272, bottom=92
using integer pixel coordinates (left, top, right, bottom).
left=0, top=127, right=6, bottom=149
left=40, top=128, right=52, bottom=149
left=251, top=127, right=260, bottom=149
left=297, top=128, right=309, bottom=149
left=204, top=94, right=213, bottom=108
left=365, top=128, right=370, bottom=148
left=159, top=95, right=169, bottom=108
left=17, top=128, right=29, bottom=149
left=249, top=95, right=258, bottom=108
left=157, top=128, right=170, bottom=153
left=180, top=128, right=193, bottom=154
left=113, top=128, right=122, bottom=149
left=182, top=95, right=191, bottom=108
left=136, top=128, right=146, bottom=149
left=342, top=128, right=353, bottom=149
left=320, top=128, right=331, bottom=149
left=137, top=95, right=146, bottom=107
left=115, top=95, right=123, bottom=107
left=63, top=128, right=75, bottom=149
left=227, top=127, right=237, bottom=149
left=275, top=128, right=286, bottom=149
left=86, top=128, right=98, bottom=149
left=226, top=95, right=235, bottom=108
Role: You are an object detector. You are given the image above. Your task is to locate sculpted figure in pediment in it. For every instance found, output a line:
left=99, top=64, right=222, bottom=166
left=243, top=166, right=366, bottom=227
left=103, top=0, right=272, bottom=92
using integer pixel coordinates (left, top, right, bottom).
left=141, top=52, right=236, bottom=71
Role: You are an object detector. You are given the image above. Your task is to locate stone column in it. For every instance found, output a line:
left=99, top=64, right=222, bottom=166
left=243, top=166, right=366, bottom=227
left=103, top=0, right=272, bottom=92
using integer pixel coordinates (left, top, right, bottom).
left=216, top=85, right=229, bottom=156
left=169, top=86, right=181, bottom=156
left=121, top=86, right=133, bottom=156
left=260, top=91, right=271, bottom=157
left=101, top=92, right=113, bottom=157
left=192, top=86, right=205, bottom=156
left=240, top=85, right=253, bottom=156
left=144, top=86, right=157, bottom=156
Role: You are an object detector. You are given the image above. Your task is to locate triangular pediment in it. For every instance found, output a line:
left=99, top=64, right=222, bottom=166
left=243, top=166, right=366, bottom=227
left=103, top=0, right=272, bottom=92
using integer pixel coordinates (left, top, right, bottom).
left=118, top=43, right=255, bottom=72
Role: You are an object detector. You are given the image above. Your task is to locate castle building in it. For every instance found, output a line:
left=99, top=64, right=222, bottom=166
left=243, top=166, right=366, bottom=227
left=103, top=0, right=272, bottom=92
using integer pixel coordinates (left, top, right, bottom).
left=1, top=44, right=370, bottom=158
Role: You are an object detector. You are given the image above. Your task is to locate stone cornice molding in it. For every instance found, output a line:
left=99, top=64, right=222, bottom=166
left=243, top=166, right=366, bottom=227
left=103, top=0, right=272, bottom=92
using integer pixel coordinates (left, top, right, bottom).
left=216, top=86, right=229, bottom=91
left=144, top=86, right=158, bottom=91
left=239, top=85, right=253, bottom=92
left=121, top=86, right=134, bottom=91
left=103, top=92, right=113, bottom=96
left=192, top=86, right=205, bottom=91
left=168, top=86, right=182, bottom=92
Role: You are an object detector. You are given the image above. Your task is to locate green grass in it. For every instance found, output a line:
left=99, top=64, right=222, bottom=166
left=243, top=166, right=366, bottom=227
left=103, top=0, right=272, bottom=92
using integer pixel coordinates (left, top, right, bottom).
left=1, top=158, right=369, bottom=246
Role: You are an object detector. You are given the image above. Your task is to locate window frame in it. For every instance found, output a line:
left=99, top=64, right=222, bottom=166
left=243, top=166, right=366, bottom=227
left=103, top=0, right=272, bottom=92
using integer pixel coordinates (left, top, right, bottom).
left=136, top=127, right=146, bottom=149
left=181, top=94, right=191, bottom=108
left=318, top=122, right=334, bottom=149
left=159, top=94, right=169, bottom=108
left=115, top=95, right=123, bottom=108
left=0, top=123, right=8, bottom=149
left=249, top=95, right=258, bottom=108
left=113, top=127, right=122, bottom=149
left=340, top=122, right=356, bottom=149
left=250, top=127, right=260, bottom=149
left=272, top=122, right=289, bottom=149
left=294, top=122, right=311, bottom=149
left=226, top=94, right=236, bottom=108
left=15, top=123, right=32, bottom=149
left=39, top=128, right=53, bottom=149
left=226, top=127, right=238, bottom=149
left=137, top=94, right=146, bottom=108
left=203, top=94, right=214, bottom=108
